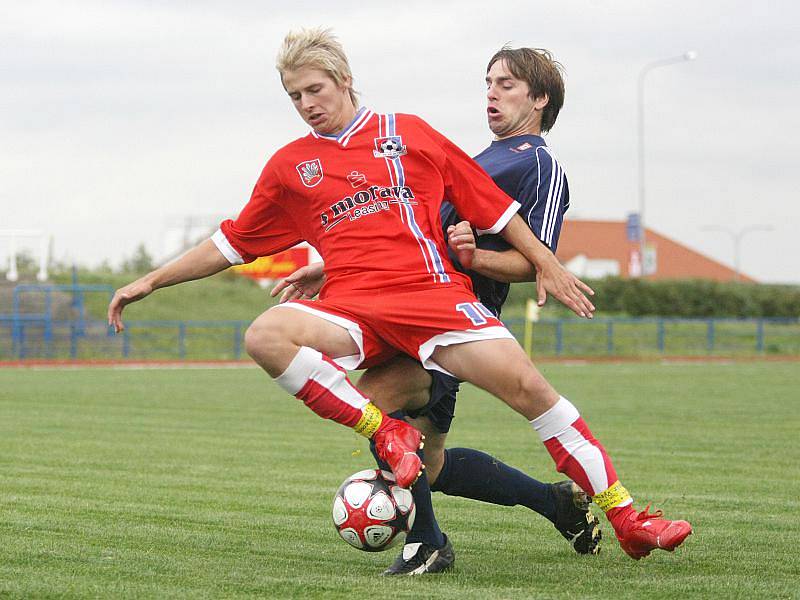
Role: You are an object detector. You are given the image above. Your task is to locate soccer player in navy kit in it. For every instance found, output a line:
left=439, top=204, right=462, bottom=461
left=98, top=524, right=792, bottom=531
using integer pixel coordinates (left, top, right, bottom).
left=367, top=47, right=601, bottom=575
left=274, top=47, right=601, bottom=574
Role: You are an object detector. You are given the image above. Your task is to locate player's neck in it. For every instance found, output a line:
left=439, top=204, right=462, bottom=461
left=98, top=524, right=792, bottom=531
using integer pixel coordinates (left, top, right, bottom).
left=495, top=124, right=542, bottom=141
left=494, top=112, right=542, bottom=140
left=316, top=104, right=359, bottom=137
left=495, top=132, right=541, bottom=142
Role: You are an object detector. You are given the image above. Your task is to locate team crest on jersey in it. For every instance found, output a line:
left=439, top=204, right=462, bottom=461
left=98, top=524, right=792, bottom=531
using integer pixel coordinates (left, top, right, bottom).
left=510, top=142, right=533, bottom=153
left=373, top=136, right=407, bottom=159
left=296, top=159, right=324, bottom=187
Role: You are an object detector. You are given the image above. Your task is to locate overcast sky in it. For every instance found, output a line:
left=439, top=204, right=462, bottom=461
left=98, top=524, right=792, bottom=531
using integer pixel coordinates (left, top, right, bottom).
left=2, top=0, right=798, bottom=283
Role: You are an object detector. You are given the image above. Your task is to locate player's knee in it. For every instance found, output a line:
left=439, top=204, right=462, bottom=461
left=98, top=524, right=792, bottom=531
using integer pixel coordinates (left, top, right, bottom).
left=423, top=445, right=445, bottom=484
left=244, top=313, right=285, bottom=362
left=507, top=370, right=557, bottom=418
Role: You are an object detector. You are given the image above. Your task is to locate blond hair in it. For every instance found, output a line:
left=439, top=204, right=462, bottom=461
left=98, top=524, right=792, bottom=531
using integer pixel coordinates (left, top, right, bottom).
left=276, top=28, right=358, bottom=107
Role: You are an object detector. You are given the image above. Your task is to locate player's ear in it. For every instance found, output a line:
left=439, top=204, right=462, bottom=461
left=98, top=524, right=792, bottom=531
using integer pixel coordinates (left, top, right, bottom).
left=341, top=75, right=353, bottom=91
left=533, top=93, right=549, bottom=110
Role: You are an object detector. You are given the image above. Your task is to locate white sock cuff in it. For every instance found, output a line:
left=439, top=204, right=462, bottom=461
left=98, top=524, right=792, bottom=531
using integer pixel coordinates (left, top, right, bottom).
left=530, top=396, right=580, bottom=441
left=274, top=346, right=322, bottom=395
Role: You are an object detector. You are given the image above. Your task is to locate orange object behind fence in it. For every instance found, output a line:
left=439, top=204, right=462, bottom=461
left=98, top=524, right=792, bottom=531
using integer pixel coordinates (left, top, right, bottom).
left=230, top=245, right=315, bottom=282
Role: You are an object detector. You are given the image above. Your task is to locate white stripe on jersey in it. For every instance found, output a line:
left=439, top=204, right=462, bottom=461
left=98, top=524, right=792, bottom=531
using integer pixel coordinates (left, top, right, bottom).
left=378, top=114, right=406, bottom=225
left=382, top=114, right=432, bottom=277
left=535, top=146, right=565, bottom=247
left=538, top=148, right=557, bottom=245
left=547, top=157, right=564, bottom=245
left=341, top=110, right=374, bottom=146
left=386, top=113, right=450, bottom=284
left=310, top=107, right=371, bottom=145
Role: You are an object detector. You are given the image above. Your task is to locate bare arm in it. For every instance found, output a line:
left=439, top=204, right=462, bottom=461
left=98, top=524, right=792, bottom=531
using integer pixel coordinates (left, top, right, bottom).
left=500, top=214, right=595, bottom=318
left=471, top=248, right=537, bottom=283
left=447, top=220, right=536, bottom=283
left=107, top=239, right=231, bottom=332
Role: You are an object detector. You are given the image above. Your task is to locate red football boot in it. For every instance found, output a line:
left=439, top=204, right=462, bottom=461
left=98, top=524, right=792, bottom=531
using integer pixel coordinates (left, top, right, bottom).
left=372, top=418, right=424, bottom=489
left=615, top=505, right=693, bottom=560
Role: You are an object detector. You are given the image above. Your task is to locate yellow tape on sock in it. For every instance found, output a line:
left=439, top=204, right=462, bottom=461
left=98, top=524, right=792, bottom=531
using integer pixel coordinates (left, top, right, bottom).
left=593, top=480, right=632, bottom=512
left=353, top=402, right=383, bottom=438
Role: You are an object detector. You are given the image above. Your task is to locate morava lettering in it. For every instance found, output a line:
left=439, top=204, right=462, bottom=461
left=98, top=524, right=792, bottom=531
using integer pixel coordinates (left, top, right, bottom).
left=320, top=185, right=416, bottom=229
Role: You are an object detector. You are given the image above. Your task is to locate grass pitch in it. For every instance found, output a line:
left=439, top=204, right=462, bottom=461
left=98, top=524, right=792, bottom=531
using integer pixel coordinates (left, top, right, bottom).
left=1, top=362, right=798, bottom=599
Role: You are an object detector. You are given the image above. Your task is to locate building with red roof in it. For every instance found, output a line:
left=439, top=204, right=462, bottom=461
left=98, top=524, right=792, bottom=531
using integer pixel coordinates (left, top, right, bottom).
left=556, top=220, right=755, bottom=282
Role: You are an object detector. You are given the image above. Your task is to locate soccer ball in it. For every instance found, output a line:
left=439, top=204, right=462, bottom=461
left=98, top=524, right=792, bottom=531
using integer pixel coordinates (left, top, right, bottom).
left=381, top=138, right=400, bottom=153
left=332, top=469, right=416, bottom=552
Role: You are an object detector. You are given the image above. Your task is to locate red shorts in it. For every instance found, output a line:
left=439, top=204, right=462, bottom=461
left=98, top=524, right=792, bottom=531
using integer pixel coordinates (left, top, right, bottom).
left=277, top=283, right=514, bottom=374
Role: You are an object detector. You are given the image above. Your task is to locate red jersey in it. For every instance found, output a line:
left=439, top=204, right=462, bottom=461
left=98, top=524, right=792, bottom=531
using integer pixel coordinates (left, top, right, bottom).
left=214, top=109, right=520, bottom=298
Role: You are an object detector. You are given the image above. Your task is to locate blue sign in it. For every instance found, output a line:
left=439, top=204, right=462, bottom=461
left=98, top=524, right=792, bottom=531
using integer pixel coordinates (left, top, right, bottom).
left=627, top=213, right=642, bottom=242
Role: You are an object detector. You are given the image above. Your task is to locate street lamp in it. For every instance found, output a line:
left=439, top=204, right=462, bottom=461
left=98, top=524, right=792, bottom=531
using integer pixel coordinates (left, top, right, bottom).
left=637, top=51, right=697, bottom=275
left=701, top=225, right=773, bottom=281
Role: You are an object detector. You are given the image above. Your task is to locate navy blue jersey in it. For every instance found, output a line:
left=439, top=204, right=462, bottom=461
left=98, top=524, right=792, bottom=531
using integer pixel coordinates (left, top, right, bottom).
left=440, top=135, right=569, bottom=317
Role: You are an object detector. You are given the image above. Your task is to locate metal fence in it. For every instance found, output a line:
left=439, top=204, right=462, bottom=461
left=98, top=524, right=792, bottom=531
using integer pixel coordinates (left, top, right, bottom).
left=504, top=317, right=800, bottom=356
left=2, top=315, right=798, bottom=361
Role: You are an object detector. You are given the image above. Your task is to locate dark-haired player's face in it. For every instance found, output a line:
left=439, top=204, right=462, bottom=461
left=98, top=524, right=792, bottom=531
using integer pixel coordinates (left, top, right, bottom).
left=283, top=67, right=355, bottom=135
left=485, top=60, right=546, bottom=139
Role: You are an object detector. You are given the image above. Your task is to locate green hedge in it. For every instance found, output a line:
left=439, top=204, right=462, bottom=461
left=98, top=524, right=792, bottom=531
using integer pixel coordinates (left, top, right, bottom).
left=505, top=278, right=800, bottom=318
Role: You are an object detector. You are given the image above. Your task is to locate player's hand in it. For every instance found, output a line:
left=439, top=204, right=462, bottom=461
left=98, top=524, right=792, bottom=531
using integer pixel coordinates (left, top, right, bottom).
left=270, top=262, right=326, bottom=303
left=107, top=278, right=154, bottom=333
left=447, top=220, right=476, bottom=270
left=535, top=254, right=595, bottom=318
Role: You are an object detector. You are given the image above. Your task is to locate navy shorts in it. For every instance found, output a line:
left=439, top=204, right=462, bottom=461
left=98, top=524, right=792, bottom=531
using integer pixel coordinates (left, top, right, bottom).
left=404, top=370, right=461, bottom=434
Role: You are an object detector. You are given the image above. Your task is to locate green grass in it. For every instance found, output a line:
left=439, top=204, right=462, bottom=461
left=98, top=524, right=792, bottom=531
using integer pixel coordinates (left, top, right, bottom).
left=48, top=271, right=279, bottom=323
left=1, top=363, right=799, bottom=598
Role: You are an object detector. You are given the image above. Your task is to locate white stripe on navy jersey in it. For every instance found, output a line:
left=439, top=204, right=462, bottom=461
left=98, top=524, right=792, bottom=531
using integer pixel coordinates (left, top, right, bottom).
left=536, top=146, right=564, bottom=247
left=546, top=148, right=565, bottom=246
left=538, top=147, right=558, bottom=244
left=541, top=147, right=561, bottom=245
left=546, top=154, right=564, bottom=245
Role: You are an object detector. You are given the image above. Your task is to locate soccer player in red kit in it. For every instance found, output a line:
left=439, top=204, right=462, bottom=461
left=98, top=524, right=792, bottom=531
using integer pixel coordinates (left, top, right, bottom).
left=108, top=28, right=691, bottom=564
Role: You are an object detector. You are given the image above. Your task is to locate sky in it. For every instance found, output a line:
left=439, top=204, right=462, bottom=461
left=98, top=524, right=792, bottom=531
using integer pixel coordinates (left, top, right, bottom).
left=2, top=0, right=799, bottom=283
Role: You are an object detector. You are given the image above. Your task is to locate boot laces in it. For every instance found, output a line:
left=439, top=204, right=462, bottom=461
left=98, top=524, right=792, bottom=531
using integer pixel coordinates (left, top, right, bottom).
left=635, top=504, right=664, bottom=521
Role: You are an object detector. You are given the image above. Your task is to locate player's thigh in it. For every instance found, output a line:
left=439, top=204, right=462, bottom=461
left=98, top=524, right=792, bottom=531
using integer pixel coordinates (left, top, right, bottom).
left=358, top=355, right=432, bottom=414
left=431, top=338, right=558, bottom=419
left=246, top=305, right=359, bottom=372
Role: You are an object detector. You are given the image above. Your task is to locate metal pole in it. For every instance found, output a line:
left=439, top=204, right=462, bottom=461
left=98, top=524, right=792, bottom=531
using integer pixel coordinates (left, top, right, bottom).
left=637, top=52, right=697, bottom=275
left=733, top=231, right=742, bottom=281
left=701, top=225, right=773, bottom=281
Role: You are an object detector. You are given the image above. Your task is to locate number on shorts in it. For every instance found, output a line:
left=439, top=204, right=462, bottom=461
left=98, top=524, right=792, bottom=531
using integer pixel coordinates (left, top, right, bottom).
left=455, top=302, right=495, bottom=326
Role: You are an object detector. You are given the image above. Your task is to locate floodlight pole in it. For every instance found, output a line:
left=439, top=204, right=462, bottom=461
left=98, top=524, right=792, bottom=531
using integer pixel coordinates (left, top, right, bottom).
left=701, top=225, right=773, bottom=281
left=637, top=51, right=697, bottom=274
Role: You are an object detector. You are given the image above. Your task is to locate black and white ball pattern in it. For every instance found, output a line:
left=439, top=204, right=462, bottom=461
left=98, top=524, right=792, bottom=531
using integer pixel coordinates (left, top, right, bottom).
left=332, top=469, right=416, bottom=552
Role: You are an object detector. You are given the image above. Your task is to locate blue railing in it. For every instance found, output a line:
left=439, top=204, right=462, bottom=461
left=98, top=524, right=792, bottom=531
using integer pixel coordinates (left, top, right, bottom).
left=502, top=316, right=800, bottom=356
left=0, top=317, right=249, bottom=360
left=1, top=316, right=798, bottom=360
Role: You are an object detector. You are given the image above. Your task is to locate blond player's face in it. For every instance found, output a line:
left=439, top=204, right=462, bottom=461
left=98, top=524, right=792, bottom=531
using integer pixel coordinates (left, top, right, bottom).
left=485, top=60, right=547, bottom=139
left=283, top=67, right=354, bottom=136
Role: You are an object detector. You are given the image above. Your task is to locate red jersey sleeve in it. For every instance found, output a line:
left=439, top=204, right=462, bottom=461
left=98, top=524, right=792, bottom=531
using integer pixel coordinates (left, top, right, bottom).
left=413, top=116, right=520, bottom=234
left=214, top=158, right=303, bottom=264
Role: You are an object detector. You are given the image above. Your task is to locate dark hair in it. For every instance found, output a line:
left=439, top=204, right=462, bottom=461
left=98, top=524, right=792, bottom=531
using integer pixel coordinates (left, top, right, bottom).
left=487, top=47, right=565, bottom=133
